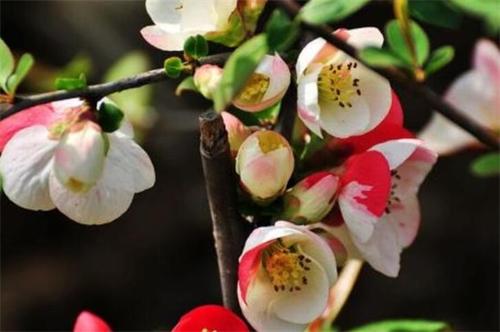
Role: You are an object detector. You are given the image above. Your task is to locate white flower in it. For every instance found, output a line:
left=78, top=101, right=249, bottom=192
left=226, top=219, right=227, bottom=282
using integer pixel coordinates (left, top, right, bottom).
left=296, top=27, right=392, bottom=138
left=141, top=0, right=237, bottom=51
left=0, top=100, right=155, bottom=225
left=419, top=39, right=500, bottom=154
left=238, top=221, right=337, bottom=332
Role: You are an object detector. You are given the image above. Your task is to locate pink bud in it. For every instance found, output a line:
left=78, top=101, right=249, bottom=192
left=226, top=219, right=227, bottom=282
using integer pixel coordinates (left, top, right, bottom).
left=73, top=311, right=111, bottom=332
left=194, top=64, right=223, bottom=99
left=221, top=112, right=252, bottom=157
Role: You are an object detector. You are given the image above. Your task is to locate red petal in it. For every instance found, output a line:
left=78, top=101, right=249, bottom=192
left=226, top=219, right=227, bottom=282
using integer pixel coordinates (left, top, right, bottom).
left=238, top=241, right=271, bottom=304
left=172, top=305, right=249, bottom=332
left=73, top=311, right=111, bottom=332
left=341, top=151, right=391, bottom=217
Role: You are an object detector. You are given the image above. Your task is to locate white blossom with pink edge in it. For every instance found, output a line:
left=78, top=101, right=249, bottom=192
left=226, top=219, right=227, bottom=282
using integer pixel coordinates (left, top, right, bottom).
left=193, top=64, right=223, bottom=100
left=234, top=54, right=291, bottom=112
left=141, top=0, right=237, bottom=51
left=419, top=39, right=500, bottom=155
left=0, top=99, right=155, bottom=225
left=238, top=221, right=337, bottom=332
left=296, top=27, right=392, bottom=138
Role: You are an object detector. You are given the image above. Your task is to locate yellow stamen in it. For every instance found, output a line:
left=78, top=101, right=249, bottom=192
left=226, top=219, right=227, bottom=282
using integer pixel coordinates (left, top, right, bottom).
left=236, top=73, right=270, bottom=105
left=317, top=61, right=361, bottom=108
left=257, top=131, right=285, bottom=153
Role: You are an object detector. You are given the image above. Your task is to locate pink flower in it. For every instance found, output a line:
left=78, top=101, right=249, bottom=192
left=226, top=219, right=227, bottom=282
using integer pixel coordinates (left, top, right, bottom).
left=238, top=221, right=337, bottom=331
left=296, top=27, right=392, bottom=138
left=419, top=39, right=500, bottom=154
left=172, top=305, right=248, bottom=332
left=73, top=311, right=111, bottom=332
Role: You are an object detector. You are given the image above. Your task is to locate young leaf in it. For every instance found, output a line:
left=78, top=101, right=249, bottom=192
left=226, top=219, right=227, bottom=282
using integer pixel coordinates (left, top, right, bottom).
left=409, top=0, right=462, bottom=29
left=184, top=35, right=209, bottom=60
left=6, top=53, right=35, bottom=95
left=55, top=73, right=87, bottom=90
left=164, top=57, right=184, bottom=78
left=449, top=0, right=500, bottom=34
left=424, top=46, right=454, bottom=75
left=300, top=0, right=370, bottom=25
left=386, top=19, right=430, bottom=66
left=97, top=101, right=125, bottom=133
left=351, top=319, right=449, bottom=332
left=359, top=47, right=408, bottom=68
left=175, top=76, right=198, bottom=96
left=213, top=34, right=269, bottom=112
left=0, top=38, right=15, bottom=93
left=471, top=153, right=500, bottom=177
left=265, top=9, right=299, bottom=52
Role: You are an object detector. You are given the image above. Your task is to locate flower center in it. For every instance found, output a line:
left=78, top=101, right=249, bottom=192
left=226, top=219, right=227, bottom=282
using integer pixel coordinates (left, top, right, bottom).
left=236, top=73, right=270, bottom=104
left=317, top=61, right=362, bottom=108
left=264, top=242, right=310, bottom=292
left=257, top=131, right=285, bottom=153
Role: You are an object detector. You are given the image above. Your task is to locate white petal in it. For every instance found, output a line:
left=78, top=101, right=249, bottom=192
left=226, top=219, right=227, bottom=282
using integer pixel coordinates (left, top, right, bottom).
left=320, top=93, right=371, bottom=138
left=141, top=25, right=203, bottom=51
left=346, top=27, right=384, bottom=49
left=297, top=65, right=323, bottom=137
left=49, top=173, right=134, bottom=225
left=259, top=55, right=291, bottom=102
left=214, top=0, right=238, bottom=29
left=387, top=194, right=420, bottom=248
left=296, top=37, right=327, bottom=80
left=370, top=139, right=419, bottom=170
left=0, top=126, right=57, bottom=211
left=241, top=224, right=301, bottom=255
left=102, top=133, right=156, bottom=193
left=473, top=39, right=500, bottom=85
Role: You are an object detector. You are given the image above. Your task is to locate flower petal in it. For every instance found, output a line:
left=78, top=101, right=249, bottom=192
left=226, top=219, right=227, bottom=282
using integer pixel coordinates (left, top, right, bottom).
left=172, top=305, right=248, bottom=332
left=214, top=0, right=238, bottom=29
left=260, top=54, right=291, bottom=103
left=345, top=27, right=384, bottom=49
left=73, top=311, right=111, bottom=332
left=338, top=151, right=391, bottom=242
left=297, top=65, right=323, bottom=137
left=141, top=25, right=202, bottom=51
left=145, top=0, right=216, bottom=32
left=296, top=37, right=328, bottom=79
left=473, top=39, right=500, bottom=86
left=370, top=138, right=419, bottom=170
left=0, top=126, right=57, bottom=211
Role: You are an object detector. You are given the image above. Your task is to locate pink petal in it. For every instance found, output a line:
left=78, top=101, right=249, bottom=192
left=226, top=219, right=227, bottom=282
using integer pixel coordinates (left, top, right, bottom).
left=73, top=311, right=111, bottom=332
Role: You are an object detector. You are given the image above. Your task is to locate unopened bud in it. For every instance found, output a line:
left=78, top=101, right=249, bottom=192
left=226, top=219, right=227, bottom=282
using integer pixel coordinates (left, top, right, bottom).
left=194, top=64, right=223, bottom=99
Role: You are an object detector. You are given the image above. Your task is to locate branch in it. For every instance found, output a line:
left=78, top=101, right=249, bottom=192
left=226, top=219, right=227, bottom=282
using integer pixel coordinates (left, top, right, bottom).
left=199, top=111, right=250, bottom=314
left=278, top=0, right=499, bottom=150
left=0, top=53, right=231, bottom=121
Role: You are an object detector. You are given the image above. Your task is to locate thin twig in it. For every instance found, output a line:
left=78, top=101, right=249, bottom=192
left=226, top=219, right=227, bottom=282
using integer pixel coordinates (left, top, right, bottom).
left=0, top=53, right=230, bottom=120
left=278, top=0, right=499, bottom=150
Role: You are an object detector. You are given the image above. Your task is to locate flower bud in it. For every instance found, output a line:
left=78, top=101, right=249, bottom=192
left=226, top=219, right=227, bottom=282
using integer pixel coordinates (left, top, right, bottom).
left=282, top=171, right=339, bottom=224
left=53, top=120, right=107, bottom=193
left=236, top=130, right=294, bottom=203
left=194, top=64, right=223, bottom=99
left=234, top=54, right=291, bottom=112
left=221, top=112, right=252, bottom=157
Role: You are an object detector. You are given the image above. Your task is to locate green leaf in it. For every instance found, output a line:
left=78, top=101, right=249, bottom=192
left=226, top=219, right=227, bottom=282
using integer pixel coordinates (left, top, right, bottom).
left=351, top=319, right=450, bottom=332
left=265, top=9, right=299, bottom=52
left=6, top=53, right=34, bottom=95
left=359, top=47, right=408, bottom=68
left=97, top=101, right=125, bottom=133
left=409, top=0, right=462, bottom=29
left=60, top=54, right=92, bottom=79
left=55, top=73, right=87, bottom=90
left=213, top=34, right=269, bottom=112
left=424, top=46, right=455, bottom=75
left=449, top=0, right=500, bottom=34
left=184, top=35, right=209, bottom=60
left=471, top=153, right=500, bottom=177
left=0, top=38, right=15, bottom=93
left=300, top=0, right=370, bottom=25
left=175, top=76, right=198, bottom=96
left=164, top=56, right=184, bottom=78
left=386, top=19, right=430, bottom=66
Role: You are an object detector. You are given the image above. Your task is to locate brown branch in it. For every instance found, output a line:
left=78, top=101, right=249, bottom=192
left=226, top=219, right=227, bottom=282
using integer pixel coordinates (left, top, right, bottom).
left=199, top=110, right=250, bottom=314
left=278, top=0, right=499, bottom=150
left=0, top=53, right=231, bottom=121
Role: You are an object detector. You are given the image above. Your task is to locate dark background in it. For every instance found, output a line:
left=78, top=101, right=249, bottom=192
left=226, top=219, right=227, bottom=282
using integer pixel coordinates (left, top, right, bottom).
left=1, top=1, right=498, bottom=331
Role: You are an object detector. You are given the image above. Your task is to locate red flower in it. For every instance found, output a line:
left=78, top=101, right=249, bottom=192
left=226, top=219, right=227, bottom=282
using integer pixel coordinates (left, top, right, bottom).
left=73, top=311, right=111, bottom=332
left=173, top=305, right=248, bottom=332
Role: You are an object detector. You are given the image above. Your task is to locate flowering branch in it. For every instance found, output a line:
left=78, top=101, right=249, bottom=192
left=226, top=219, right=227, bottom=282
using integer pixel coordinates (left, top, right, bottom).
left=278, top=0, right=499, bottom=150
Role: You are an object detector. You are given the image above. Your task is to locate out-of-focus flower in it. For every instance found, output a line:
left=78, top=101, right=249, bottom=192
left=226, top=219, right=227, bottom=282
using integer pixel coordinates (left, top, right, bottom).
left=141, top=0, right=238, bottom=51
left=282, top=171, right=340, bottom=224
left=172, top=305, right=249, bottom=332
left=296, top=27, right=392, bottom=138
left=234, top=54, right=291, bottom=112
left=0, top=99, right=155, bottom=225
left=238, top=221, right=337, bottom=332
left=221, top=111, right=252, bottom=157
left=73, top=311, right=111, bottom=332
left=236, top=130, right=294, bottom=203
left=419, top=39, right=500, bottom=155
left=194, top=64, right=223, bottom=100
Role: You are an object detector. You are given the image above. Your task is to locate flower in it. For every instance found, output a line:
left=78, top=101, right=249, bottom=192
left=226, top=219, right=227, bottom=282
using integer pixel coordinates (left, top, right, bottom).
left=172, top=305, right=249, bottom=332
left=73, top=311, right=111, bottom=332
left=282, top=171, right=340, bottom=224
left=236, top=130, right=294, bottom=203
left=0, top=99, right=155, bottom=225
left=141, top=0, right=238, bottom=51
left=234, top=54, right=291, bottom=112
left=296, top=27, right=392, bottom=138
left=193, top=64, right=223, bottom=99
left=327, top=138, right=437, bottom=276
left=419, top=39, right=500, bottom=154
left=238, top=221, right=337, bottom=332
left=221, top=111, right=252, bottom=157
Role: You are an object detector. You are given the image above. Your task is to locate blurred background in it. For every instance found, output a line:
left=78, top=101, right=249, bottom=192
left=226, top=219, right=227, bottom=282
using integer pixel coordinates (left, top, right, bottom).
left=1, top=1, right=498, bottom=331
